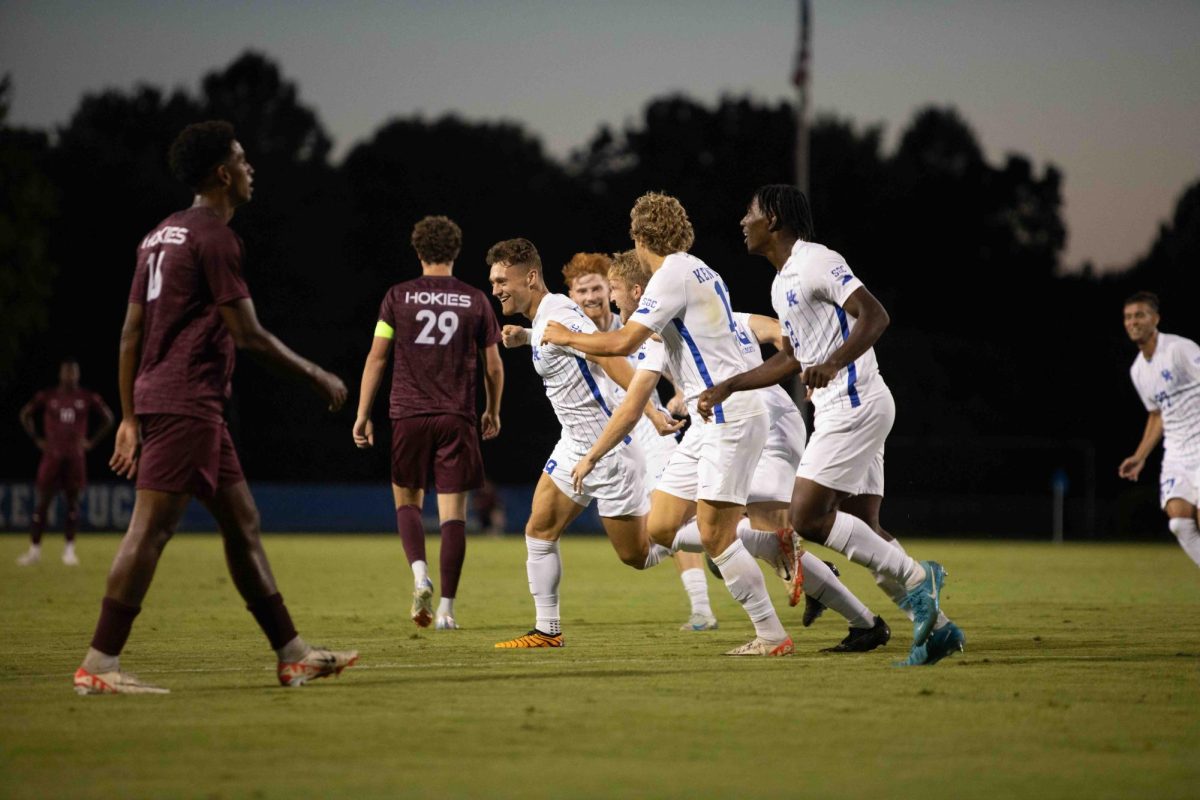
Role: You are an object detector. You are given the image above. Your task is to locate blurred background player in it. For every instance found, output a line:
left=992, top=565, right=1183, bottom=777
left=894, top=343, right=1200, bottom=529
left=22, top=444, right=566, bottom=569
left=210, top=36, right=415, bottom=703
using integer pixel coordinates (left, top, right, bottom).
left=488, top=238, right=681, bottom=648
left=502, top=250, right=718, bottom=631
left=701, top=184, right=963, bottom=666
left=74, top=121, right=356, bottom=695
left=16, top=358, right=114, bottom=566
left=1120, top=291, right=1200, bottom=568
left=543, top=192, right=794, bottom=656
left=354, top=215, right=504, bottom=630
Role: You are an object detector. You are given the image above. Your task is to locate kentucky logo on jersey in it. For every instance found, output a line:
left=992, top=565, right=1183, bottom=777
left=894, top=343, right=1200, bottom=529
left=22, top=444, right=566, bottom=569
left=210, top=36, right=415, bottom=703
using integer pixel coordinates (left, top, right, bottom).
left=786, top=289, right=798, bottom=307
left=1161, top=369, right=1174, bottom=382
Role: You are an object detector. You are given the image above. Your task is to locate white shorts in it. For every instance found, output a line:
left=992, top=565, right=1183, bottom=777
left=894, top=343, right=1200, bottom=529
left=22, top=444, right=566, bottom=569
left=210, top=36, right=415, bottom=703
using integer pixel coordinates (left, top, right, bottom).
left=1160, top=461, right=1200, bottom=509
left=748, top=408, right=807, bottom=505
left=632, top=415, right=678, bottom=495
left=798, top=386, right=894, bottom=496
left=544, top=439, right=650, bottom=518
left=656, top=414, right=769, bottom=505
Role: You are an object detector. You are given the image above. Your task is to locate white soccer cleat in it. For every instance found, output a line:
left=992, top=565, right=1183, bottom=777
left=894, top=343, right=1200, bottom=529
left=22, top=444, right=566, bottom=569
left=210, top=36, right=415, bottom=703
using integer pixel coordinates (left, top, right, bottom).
left=277, top=646, right=359, bottom=687
left=411, top=578, right=434, bottom=628
left=724, top=637, right=795, bottom=656
left=62, top=550, right=80, bottom=566
left=16, top=549, right=40, bottom=567
left=773, top=528, right=805, bottom=607
left=73, top=667, right=170, bottom=695
left=435, top=615, right=459, bottom=630
left=679, top=612, right=719, bottom=631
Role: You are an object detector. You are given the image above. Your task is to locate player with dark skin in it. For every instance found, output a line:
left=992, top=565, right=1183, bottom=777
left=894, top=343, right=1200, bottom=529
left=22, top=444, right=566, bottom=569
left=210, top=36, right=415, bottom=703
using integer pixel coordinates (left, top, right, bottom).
left=76, top=122, right=355, bottom=694
left=17, top=359, right=115, bottom=566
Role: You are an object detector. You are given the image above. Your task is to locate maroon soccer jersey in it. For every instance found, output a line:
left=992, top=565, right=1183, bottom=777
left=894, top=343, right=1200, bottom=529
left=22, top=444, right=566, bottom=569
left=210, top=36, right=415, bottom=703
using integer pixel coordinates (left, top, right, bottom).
left=28, top=387, right=104, bottom=455
left=377, top=275, right=501, bottom=421
left=127, top=207, right=251, bottom=421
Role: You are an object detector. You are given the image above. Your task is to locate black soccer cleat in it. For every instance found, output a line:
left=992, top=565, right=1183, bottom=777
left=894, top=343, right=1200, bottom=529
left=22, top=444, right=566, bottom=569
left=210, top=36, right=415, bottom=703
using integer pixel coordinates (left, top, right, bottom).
left=820, top=615, right=891, bottom=653
left=802, top=560, right=840, bottom=627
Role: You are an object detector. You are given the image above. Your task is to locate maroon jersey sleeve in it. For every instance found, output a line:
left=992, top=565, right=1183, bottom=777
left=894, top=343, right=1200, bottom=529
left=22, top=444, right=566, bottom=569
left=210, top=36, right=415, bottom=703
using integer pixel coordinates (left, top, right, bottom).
left=477, top=295, right=502, bottom=348
left=198, top=228, right=251, bottom=306
left=128, top=247, right=149, bottom=304
left=379, top=291, right=396, bottom=331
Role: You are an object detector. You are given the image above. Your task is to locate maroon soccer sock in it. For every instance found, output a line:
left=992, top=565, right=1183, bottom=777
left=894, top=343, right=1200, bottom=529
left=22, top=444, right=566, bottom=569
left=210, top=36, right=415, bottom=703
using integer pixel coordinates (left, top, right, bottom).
left=64, top=508, right=79, bottom=543
left=30, top=507, right=47, bottom=545
left=247, top=593, right=299, bottom=651
left=396, top=504, right=426, bottom=566
left=440, top=520, right=466, bottom=599
left=90, top=597, right=142, bottom=656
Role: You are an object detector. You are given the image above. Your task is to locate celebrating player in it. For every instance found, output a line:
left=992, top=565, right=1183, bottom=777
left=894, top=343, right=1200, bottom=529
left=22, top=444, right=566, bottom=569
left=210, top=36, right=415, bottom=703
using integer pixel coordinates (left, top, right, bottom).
left=73, top=121, right=357, bottom=695
left=542, top=192, right=795, bottom=656
left=1120, top=291, right=1200, bottom=568
left=354, top=215, right=504, bottom=630
left=487, top=238, right=681, bottom=648
left=16, top=359, right=114, bottom=566
left=699, top=184, right=963, bottom=666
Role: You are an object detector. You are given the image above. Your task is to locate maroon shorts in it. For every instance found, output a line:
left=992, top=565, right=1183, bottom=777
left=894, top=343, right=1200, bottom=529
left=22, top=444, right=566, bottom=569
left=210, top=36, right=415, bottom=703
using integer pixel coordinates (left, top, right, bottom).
left=36, top=451, right=86, bottom=493
left=136, top=414, right=245, bottom=499
left=391, top=415, right=483, bottom=493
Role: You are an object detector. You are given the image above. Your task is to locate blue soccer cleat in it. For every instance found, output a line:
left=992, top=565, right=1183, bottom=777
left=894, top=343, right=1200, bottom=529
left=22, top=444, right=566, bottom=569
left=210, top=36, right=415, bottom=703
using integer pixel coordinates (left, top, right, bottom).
left=894, top=621, right=965, bottom=667
left=898, top=561, right=946, bottom=647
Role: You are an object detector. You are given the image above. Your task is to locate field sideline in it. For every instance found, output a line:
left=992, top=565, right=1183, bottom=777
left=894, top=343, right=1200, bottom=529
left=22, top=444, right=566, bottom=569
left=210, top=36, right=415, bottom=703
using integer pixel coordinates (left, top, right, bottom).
left=1, top=534, right=1198, bottom=799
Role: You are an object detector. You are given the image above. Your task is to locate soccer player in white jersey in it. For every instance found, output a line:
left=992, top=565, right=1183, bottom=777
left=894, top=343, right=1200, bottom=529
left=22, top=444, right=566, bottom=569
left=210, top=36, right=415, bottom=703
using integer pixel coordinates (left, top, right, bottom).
left=486, top=238, right=681, bottom=649
left=699, top=184, right=963, bottom=667
left=578, top=250, right=892, bottom=652
left=503, top=252, right=719, bottom=630
left=543, top=193, right=794, bottom=656
left=1120, top=291, right=1200, bottom=567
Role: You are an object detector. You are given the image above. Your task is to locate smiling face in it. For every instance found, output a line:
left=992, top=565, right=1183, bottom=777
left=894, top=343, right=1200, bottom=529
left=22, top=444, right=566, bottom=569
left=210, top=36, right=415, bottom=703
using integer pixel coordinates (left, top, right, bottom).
left=740, top=196, right=773, bottom=256
left=1123, top=302, right=1159, bottom=345
left=490, top=262, right=534, bottom=317
left=568, top=272, right=612, bottom=326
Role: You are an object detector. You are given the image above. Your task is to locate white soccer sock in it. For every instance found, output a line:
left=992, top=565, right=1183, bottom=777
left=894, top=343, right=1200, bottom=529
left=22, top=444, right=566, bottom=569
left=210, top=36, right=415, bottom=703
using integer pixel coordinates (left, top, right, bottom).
left=276, top=636, right=310, bottom=663
left=712, top=540, right=788, bottom=642
left=526, top=536, right=562, bottom=635
left=81, top=646, right=119, bottom=674
left=643, top=543, right=672, bottom=569
left=27, top=543, right=41, bottom=556
left=411, top=559, right=429, bottom=586
left=1168, top=518, right=1200, bottom=568
left=679, top=568, right=713, bottom=616
left=735, top=517, right=782, bottom=563
left=825, top=512, right=925, bottom=589
left=801, top=551, right=874, bottom=629
left=437, top=597, right=454, bottom=617
left=671, top=520, right=704, bottom=553
left=64, top=542, right=75, bottom=556
left=874, top=538, right=949, bottom=629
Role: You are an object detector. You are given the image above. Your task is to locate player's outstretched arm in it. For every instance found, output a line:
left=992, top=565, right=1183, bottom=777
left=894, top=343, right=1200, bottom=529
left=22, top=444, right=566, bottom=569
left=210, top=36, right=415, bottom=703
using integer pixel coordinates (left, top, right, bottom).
left=803, top=286, right=890, bottom=389
left=1119, top=411, right=1163, bottom=481
left=218, top=298, right=347, bottom=411
left=353, top=335, right=390, bottom=448
left=594, top=354, right=681, bottom=436
left=542, top=319, right=650, bottom=357
left=110, top=302, right=144, bottom=479
left=571, top=368, right=667, bottom=493
left=481, top=343, right=504, bottom=440
left=697, top=340, right=803, bottom=421
left=747, top=314, right=784, bottom=351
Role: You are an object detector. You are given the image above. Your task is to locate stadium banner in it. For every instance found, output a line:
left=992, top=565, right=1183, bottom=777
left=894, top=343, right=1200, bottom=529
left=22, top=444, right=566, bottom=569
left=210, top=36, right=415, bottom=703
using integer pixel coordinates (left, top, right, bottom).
left=0, top=482, right=600, bottom=534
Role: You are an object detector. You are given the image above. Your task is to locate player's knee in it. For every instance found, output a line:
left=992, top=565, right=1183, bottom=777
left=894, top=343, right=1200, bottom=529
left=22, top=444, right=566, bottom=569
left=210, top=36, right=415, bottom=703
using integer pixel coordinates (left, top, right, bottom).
left=524, top=521, right=557, bottom=541
left=1168, top=517, right=1197, bottom=539
left=792, top=513, right=829, bottom=544
left=617, top=546, right=648, bottom=569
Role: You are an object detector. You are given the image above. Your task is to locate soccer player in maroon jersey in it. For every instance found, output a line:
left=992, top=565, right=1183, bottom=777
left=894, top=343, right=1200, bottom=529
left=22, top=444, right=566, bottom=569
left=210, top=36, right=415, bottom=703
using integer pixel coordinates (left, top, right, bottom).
left=354, top=215, right=504, bottom=631
left=73, top=121, right=358, bottom=695
left=17, top=359, right=114, bottom=566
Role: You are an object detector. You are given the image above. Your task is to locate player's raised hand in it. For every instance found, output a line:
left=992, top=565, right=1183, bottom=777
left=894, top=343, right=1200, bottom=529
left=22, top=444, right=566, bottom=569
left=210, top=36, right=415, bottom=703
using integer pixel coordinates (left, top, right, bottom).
left=109, top=418, right=140, bottom=479
left=481, top=410, right=501, bottom=440
left=1118, top=456, right=1145, bottom=481
left=501, top=325, right=529, bottom=349
left=540, top=320, right=571, bottom=346
left=352, top=416, right=374, bottom=448
left=697, top=382, right=732, bottom=422
left=315, top=369, right=348, bottom=411
left=800, top=362, right=838, bottom=390
left=651, top=411, right=685, bottom=437
left=571, top=454, right=597, bottom=493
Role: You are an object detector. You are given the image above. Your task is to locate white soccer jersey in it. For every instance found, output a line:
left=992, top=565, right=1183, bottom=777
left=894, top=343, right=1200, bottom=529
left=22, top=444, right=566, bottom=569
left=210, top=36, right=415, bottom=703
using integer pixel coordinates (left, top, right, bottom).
left=530, top=293, right=628, bottom=450
left=1129, top=332, right=1200, bottom=464
left=631, top=253, right=763, bottom=423
left=771, top=240, right=881, bottom=414
left=732, top=311, right=799, bottom=426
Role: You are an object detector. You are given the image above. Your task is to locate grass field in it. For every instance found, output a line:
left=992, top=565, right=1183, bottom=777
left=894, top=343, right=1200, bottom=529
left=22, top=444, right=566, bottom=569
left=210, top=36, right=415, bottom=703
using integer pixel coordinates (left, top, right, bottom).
left=1, top=533, right=1198, bottom=799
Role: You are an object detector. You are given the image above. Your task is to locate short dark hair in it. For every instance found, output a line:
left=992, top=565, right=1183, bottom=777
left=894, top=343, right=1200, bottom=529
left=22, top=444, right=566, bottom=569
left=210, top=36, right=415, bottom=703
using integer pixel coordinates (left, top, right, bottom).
left=752, top=184, right=815, bottom=241
left=1124, top=291, right=1160, bottom=313
left=168, top=121, right=236, bottom=191
left=411, top=216, right=463, bottom=264
left=486, top=238, right=542, bottom=273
